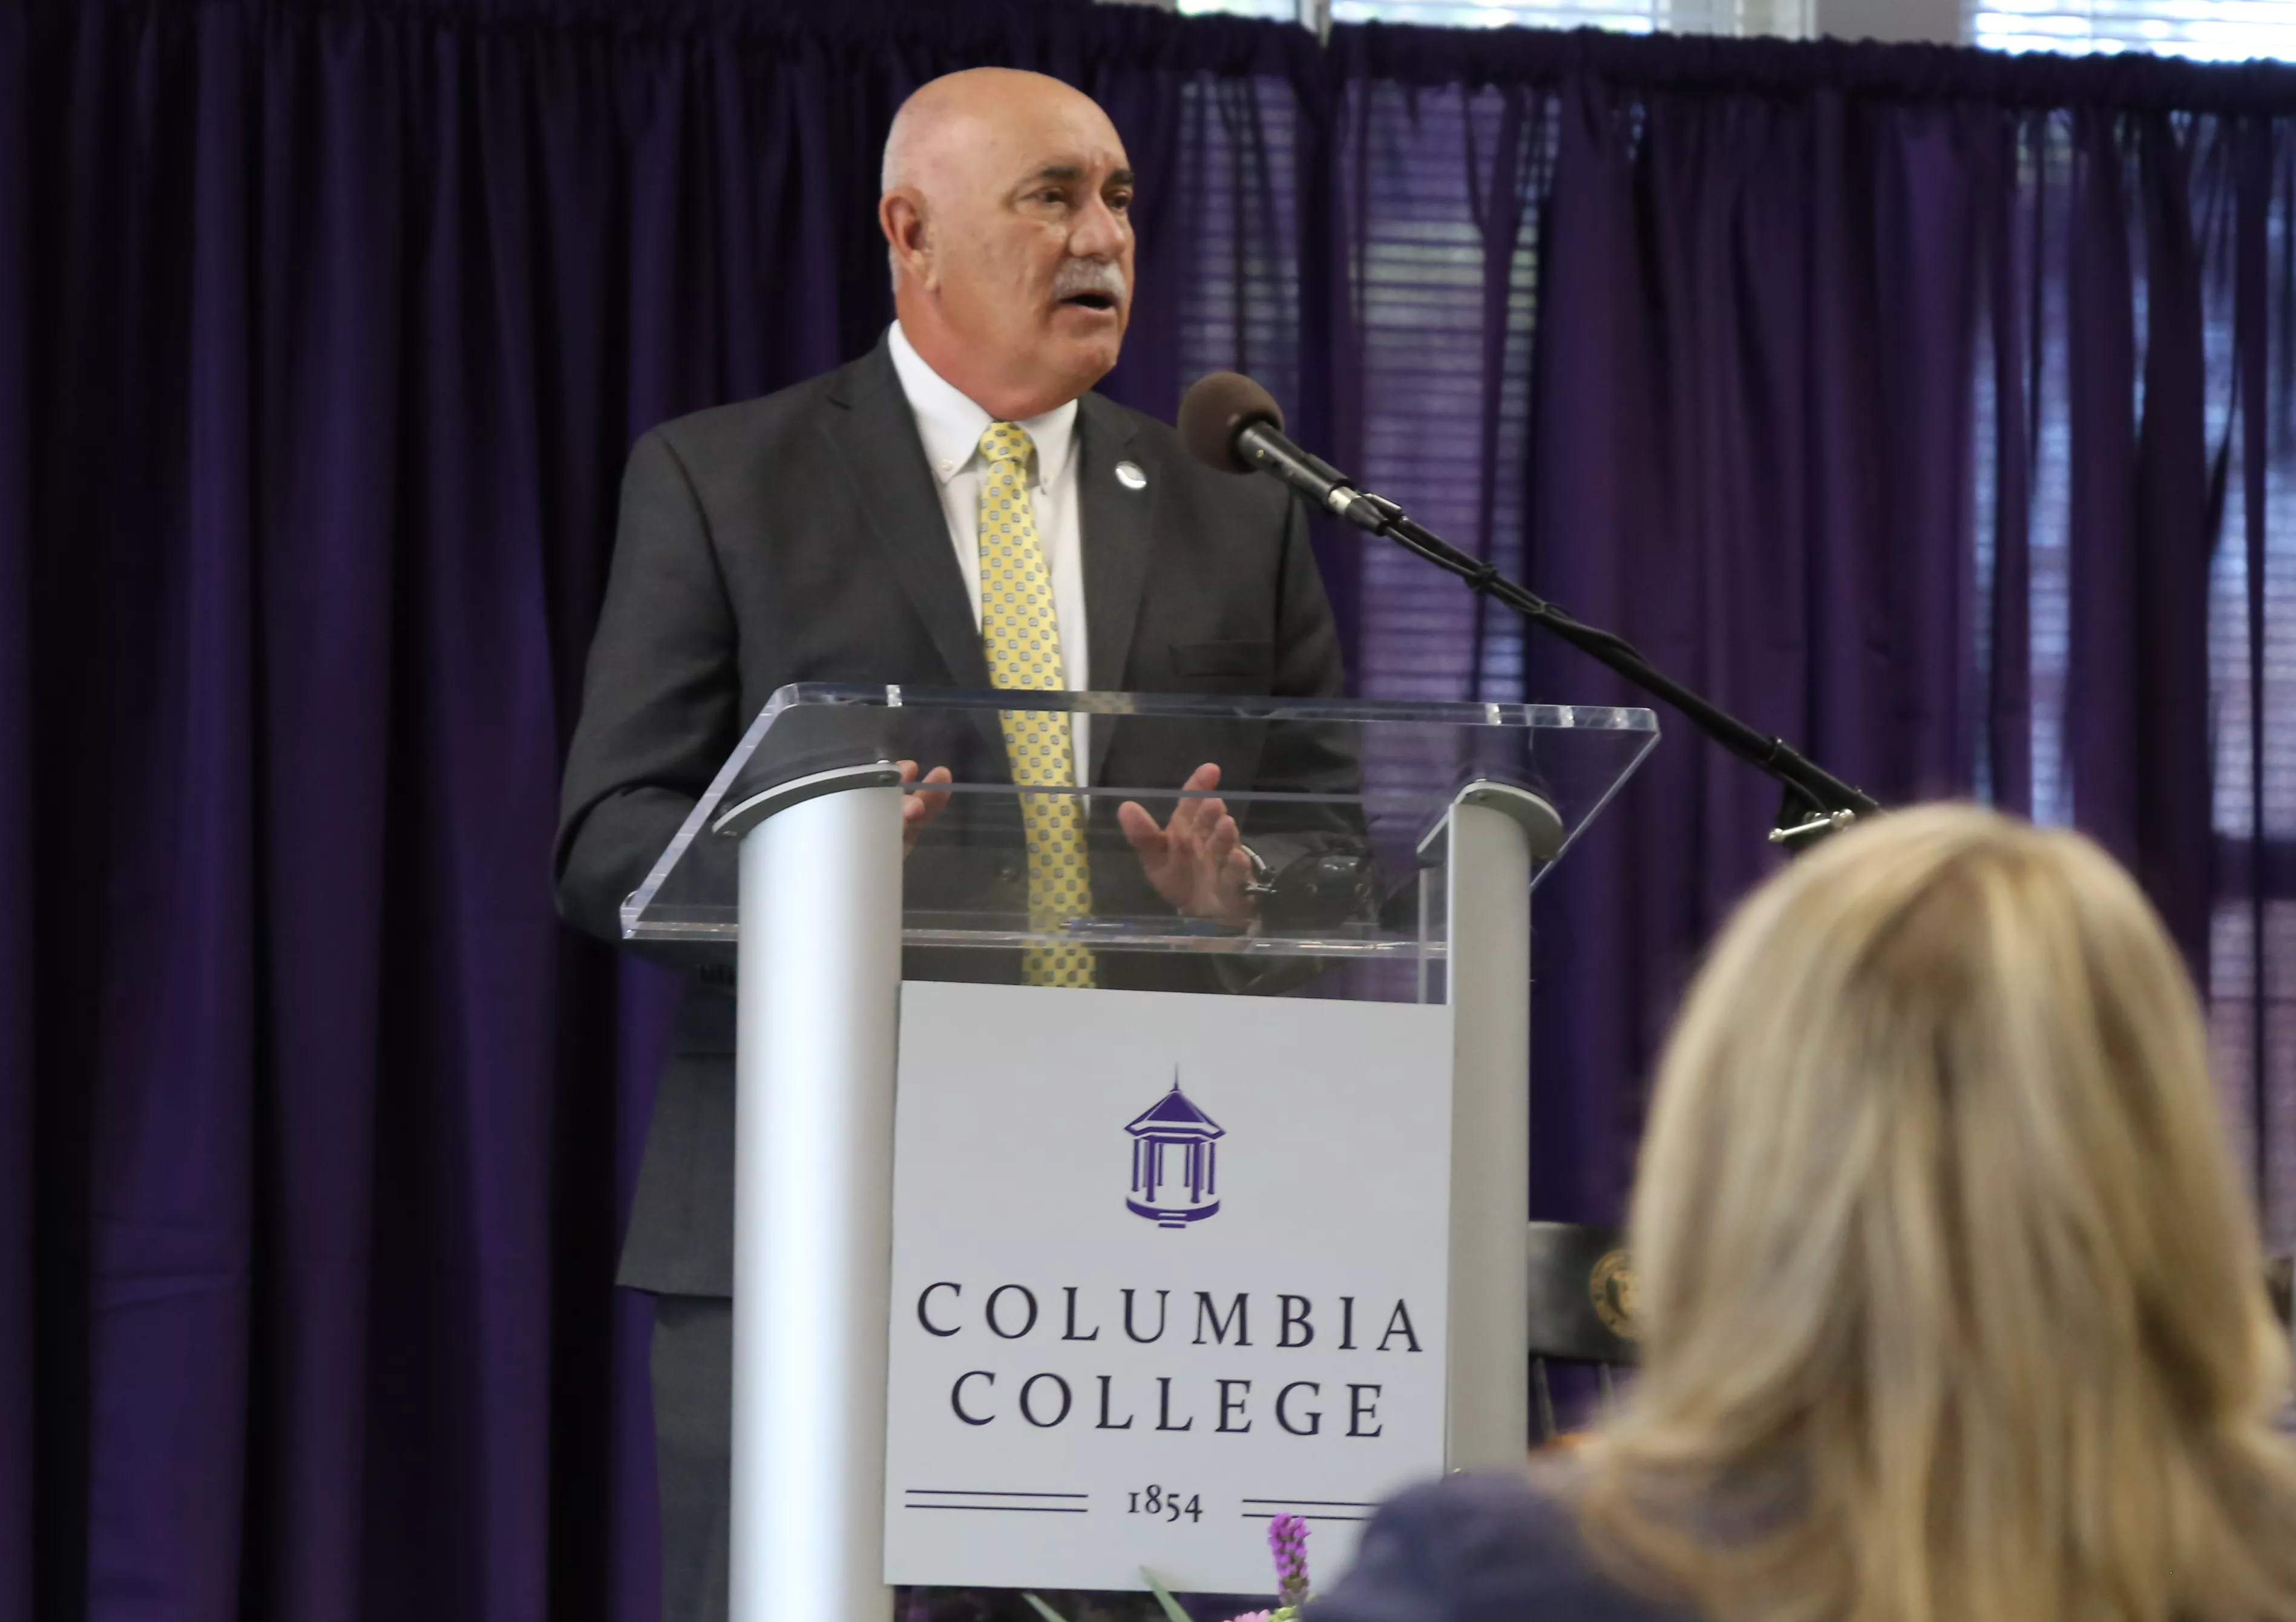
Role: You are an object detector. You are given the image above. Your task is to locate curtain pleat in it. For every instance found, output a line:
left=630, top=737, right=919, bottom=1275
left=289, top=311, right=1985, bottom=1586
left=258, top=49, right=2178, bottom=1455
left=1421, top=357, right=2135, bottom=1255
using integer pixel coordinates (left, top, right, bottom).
left=0, top=2, right=34, bottom=1617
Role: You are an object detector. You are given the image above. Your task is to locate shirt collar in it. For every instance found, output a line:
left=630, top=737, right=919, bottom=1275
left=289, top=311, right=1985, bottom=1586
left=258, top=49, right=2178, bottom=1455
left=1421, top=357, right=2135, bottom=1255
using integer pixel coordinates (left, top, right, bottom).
left=887, top=321, right=1077, bottom=492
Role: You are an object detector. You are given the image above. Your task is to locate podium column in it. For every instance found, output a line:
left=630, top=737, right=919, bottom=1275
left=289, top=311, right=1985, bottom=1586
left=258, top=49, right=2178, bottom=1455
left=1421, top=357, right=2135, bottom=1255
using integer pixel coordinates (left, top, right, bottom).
left=724, top=769, right=904, bottom=1622
left=1443, top=792, right=1536, bottom=1469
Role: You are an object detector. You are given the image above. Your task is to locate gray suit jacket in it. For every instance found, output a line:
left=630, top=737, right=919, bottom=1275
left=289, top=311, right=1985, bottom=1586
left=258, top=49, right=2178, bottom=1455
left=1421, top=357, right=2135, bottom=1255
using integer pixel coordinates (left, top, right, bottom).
left=554, top=339, right=1349, bottom=1297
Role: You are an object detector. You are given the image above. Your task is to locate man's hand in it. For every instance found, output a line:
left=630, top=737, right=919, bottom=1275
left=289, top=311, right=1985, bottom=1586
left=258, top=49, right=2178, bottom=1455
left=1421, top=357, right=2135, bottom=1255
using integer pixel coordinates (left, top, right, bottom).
left=900, top=760, right=954, bottom=854
left=1117, top=762, right=1256, bottom=926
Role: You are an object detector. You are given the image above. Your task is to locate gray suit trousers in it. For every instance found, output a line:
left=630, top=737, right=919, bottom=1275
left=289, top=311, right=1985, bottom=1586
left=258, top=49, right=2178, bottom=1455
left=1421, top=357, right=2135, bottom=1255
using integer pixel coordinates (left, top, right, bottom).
left=650, top=1294, right=732, bottom=1622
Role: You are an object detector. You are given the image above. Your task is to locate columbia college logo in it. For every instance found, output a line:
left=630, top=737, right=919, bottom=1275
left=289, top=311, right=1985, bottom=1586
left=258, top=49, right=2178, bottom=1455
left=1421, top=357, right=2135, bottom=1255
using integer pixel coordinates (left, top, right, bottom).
left=1124, top=1072, right=1224, bottom=1228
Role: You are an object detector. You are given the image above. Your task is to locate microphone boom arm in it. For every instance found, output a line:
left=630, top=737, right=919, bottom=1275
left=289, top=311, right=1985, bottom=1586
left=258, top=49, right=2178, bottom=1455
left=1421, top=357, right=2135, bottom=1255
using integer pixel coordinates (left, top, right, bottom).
left=1337, top=487, right=1880, bottom=831
left=1187, top=370, right=1875, bottom=838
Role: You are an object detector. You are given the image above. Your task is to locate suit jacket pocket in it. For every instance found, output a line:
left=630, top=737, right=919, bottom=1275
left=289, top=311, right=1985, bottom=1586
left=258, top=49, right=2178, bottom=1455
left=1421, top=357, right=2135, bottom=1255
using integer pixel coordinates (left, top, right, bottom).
left=1169, top=638, right=1275, bottom=686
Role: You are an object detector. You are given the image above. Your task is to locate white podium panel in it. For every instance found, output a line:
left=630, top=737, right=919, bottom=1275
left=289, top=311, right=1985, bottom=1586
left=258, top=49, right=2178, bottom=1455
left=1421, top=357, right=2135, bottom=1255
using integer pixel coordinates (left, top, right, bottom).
left=884, top=982, right=1452, bottom=1594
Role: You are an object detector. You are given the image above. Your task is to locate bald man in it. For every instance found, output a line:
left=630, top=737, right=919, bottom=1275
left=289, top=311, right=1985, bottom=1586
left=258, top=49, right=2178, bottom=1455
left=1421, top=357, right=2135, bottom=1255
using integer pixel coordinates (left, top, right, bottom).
left=555, top=69, right=1347, bottom=1621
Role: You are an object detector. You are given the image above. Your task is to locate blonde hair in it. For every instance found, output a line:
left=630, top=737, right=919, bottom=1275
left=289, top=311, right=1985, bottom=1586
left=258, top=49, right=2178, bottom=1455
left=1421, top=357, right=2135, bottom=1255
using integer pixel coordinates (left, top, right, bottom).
left=1578, top=804, right=2296, bottom=1622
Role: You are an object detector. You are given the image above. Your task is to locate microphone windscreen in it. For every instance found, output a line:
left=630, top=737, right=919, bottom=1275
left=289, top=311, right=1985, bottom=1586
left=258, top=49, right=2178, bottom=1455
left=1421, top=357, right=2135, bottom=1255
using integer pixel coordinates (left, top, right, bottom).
left=1177, top=371, right=1285, bottom=474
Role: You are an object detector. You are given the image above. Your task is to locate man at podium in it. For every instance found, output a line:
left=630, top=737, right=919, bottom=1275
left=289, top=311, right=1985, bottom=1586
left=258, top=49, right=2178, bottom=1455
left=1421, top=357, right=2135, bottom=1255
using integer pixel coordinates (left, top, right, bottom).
left=553, top=67, right=1348, bottom=1622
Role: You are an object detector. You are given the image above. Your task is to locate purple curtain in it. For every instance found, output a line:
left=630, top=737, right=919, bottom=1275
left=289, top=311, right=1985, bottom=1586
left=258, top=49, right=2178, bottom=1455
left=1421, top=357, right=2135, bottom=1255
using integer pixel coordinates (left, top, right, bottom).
left=0, top=4, right=1302, bottom=1619
left=4, top=4, right=2294, bottom=1620
left=1295, top=30, right=2296, bottom=1244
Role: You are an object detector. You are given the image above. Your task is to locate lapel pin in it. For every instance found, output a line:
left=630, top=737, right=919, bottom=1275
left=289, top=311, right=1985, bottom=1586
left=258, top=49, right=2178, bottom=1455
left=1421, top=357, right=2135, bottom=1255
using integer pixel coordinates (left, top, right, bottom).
left=1114, top=460, right=1147, bottom=491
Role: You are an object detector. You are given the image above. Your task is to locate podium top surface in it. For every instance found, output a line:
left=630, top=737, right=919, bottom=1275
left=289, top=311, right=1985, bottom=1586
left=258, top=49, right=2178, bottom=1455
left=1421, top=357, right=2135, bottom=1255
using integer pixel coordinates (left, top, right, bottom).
left=623, top=684, right=1657, bottom=959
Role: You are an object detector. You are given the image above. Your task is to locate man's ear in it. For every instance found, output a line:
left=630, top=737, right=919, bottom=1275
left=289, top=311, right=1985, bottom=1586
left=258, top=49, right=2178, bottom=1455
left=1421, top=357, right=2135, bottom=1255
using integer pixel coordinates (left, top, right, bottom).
left=879, top=191, right=935, bottom=289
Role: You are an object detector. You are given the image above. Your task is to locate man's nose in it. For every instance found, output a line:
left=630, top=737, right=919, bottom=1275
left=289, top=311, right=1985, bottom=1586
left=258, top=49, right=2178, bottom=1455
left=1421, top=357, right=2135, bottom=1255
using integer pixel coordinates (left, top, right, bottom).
left=1068, top=192, right=1132, bottom=261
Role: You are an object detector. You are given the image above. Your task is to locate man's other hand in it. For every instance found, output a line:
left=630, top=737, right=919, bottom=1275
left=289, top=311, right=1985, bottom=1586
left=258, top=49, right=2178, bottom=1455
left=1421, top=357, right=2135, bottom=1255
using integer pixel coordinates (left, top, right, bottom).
left=900, top=760, right=954, bottom=854
left=1117, top=763, right=1255, bottom=926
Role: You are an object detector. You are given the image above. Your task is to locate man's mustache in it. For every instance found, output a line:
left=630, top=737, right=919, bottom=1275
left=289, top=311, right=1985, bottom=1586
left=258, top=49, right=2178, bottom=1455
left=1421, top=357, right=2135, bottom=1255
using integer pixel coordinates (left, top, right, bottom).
left=1051, top=260, right=1128, bottom=304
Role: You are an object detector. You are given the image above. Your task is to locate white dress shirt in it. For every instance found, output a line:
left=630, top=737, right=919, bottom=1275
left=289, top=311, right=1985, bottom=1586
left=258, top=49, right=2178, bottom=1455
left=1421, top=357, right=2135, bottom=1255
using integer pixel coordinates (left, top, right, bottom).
left=887, top=320, right=1092, bottom=775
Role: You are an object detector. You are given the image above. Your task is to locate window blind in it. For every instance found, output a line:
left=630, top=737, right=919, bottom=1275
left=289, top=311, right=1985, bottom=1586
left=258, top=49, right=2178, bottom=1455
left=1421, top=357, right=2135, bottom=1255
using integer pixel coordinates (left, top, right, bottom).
left=1968, top=0, right=2296, bottom=59
left=1327, top=0, right=1810, bottom=29
left=1334, top=82, right=1536, bottom=705
left=1174, top=0, right=1299, bottom=21
left=1326, top=1, right=1656, bottom=26
left=1169, top=74, right=1541, bottom=708
left=1177, top=0, right=1814, bottom=33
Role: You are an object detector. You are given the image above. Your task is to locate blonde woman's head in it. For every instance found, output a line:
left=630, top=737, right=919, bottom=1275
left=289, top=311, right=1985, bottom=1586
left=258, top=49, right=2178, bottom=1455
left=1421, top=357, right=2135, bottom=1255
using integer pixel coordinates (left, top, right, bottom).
left=1582, top=804, right=2296, bottom=1622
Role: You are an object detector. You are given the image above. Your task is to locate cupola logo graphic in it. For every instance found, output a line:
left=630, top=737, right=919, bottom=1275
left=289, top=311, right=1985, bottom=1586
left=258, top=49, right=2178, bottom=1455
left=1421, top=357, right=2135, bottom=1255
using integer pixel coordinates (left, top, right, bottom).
left=1123, top=1072, right=1225, bottom=1228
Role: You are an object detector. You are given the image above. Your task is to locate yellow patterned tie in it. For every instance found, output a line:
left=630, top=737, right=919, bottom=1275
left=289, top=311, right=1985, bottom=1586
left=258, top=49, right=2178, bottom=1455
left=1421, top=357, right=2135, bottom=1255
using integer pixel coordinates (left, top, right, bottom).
left=978, top=422, right=1097, bottom=988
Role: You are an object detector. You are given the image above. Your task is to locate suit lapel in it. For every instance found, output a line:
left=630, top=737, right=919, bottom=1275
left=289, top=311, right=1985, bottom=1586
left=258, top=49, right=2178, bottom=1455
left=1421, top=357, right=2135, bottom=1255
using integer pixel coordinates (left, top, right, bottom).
left=1077, top=393, right=1156, bottom=780
left=820, top=343, right=993, bottom=690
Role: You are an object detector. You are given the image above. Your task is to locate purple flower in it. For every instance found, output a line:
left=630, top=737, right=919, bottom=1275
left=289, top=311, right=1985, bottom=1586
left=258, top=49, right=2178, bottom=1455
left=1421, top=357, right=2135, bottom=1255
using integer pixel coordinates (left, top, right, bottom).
left=1267, top=1512, right=1311, bottom=1609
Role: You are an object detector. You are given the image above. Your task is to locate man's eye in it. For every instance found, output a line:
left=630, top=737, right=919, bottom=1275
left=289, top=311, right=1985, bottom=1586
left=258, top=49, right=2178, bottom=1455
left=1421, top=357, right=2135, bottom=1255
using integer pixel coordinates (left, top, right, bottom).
left=1032, top=189, right=1068, bottom=206
left=1108, top=192, right=1133, bottom=212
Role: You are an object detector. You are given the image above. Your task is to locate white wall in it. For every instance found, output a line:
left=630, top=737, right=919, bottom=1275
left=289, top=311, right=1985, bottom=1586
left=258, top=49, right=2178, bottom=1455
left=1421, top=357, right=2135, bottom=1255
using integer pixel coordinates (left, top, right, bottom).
left=1816, top=0, right=1959, bottom=43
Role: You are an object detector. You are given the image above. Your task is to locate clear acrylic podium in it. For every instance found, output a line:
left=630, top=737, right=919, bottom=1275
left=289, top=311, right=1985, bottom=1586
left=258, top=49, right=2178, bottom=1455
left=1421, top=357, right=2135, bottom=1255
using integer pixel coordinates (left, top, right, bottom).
left=624, top=685, right=1656, bottom=1621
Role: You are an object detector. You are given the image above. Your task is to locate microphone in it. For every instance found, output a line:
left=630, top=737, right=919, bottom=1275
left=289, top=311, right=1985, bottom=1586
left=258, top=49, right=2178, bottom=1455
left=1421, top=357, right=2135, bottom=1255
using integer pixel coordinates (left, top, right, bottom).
left=1176, top=371, right=1389, bottom=533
